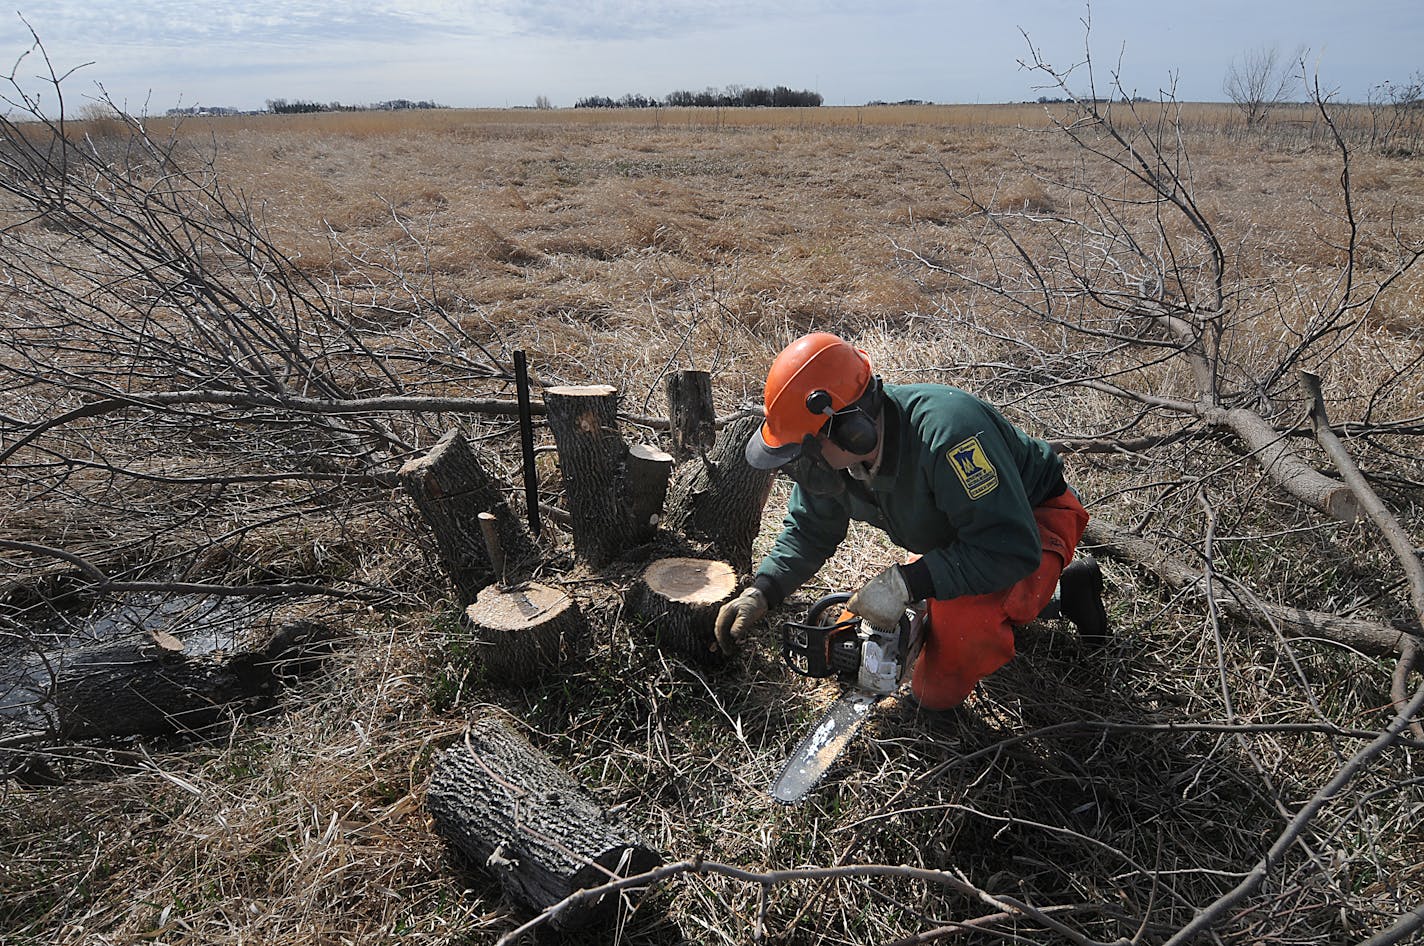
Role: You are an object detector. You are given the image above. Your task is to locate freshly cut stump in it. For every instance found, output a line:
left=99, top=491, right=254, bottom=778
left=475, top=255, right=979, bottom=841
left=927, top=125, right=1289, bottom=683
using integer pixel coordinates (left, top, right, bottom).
left=463, top=582, right=577, bottom=686
left=427, top=713, right=663, bottom=931
left=628, top=558, right=737, bottom=664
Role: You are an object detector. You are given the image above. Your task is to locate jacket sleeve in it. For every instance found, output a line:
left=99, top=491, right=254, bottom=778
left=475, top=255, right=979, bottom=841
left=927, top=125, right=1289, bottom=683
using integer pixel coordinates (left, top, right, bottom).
left=754, top=484, right=851, bottom=604
left=915, top=408, right=1044, bottom=600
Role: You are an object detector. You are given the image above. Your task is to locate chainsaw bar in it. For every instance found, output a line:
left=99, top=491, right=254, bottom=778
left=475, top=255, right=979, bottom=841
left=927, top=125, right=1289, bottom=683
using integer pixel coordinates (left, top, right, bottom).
left=770, top=688, right=882, bottom=804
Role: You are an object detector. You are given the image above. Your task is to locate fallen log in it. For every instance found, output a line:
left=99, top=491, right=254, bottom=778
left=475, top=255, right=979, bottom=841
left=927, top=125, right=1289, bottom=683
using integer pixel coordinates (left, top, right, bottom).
left=426, top=713, right=663, bottom=931
left=627, top=557, right=737, bottom=664
left=0, top=593, right=337, bottom=742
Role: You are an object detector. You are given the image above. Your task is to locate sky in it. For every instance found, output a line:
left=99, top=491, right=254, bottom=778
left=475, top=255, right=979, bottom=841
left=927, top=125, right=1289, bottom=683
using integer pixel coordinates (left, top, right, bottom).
left=1, top=1, right=1420, bottom=113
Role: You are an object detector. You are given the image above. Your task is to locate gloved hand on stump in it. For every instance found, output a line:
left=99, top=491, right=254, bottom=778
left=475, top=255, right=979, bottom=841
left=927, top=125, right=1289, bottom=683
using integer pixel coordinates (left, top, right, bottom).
left=713, top=587, right=768, bottom=655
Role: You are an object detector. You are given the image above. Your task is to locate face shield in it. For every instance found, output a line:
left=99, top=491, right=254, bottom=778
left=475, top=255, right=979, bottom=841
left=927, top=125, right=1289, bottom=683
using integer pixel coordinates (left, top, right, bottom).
left=782, top=435, right=845, bottom=498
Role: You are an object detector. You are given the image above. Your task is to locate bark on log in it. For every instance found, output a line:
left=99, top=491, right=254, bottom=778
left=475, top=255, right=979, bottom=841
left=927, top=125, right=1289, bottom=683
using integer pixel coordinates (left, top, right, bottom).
left=463, top=582, right=578, bottom=686
left=626, top=443, right=674, bottom=546
left=627, top=558, right=737, bottom=664
left=426, top=713, right=663, bottom=931
left=544, top=385, right=630, bottom=568
left=665, top=369, right=715, bottom=459
left=663, top=415, right=775, bottom=572
left=1084, top=519, right=1419, bottom=658
left=0, top=594, right=336, bottom=742
left=399, top=428, right=536, bottom=605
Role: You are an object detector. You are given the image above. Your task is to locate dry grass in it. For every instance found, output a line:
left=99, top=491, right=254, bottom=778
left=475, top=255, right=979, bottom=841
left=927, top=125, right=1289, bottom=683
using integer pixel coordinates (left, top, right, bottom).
left=3, top=104, right=1424, bottom=945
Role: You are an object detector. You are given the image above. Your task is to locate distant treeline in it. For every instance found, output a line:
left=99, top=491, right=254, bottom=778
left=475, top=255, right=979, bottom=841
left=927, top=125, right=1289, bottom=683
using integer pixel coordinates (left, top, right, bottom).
left=575, top=85, right=824, bottom=109
left=1034, top=95, right=1152, bottom=104
left=264, top=98, right=444, bottom=114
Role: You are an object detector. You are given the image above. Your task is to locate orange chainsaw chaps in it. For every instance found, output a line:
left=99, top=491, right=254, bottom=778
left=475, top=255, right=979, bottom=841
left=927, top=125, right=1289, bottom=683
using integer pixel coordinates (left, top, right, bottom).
left=909, top=491, right=1089, bottom=711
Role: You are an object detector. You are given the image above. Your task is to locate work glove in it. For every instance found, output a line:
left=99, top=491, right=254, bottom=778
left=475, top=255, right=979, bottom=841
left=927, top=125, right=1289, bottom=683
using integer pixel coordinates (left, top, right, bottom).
left=846, top=565, right=911, bottom=630
left=713, top=587, right=768, bottom=655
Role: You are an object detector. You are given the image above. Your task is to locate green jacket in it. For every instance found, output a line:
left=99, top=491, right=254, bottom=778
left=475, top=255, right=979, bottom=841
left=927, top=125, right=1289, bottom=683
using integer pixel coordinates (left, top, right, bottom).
left=754, top=383, right=1065, bottom=603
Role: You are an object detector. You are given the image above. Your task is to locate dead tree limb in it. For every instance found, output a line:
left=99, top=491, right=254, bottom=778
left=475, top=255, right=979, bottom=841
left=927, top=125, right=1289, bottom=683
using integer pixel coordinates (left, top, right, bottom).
left=1301, top=370, right=1424, bottom=733
left=1083, top=519, right=1419, bottom=658
left=1162, top=681, right=1424, bottom=946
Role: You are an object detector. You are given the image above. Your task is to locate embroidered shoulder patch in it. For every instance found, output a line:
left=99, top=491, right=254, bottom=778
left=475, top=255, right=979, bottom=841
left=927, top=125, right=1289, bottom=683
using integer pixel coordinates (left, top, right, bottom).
left=947, top=436, right=999, bottom=500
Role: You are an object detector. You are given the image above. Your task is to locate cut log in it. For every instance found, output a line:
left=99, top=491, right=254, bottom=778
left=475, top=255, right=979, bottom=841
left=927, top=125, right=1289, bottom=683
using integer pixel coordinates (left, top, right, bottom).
left=426, top=713, right=663, bottom=931
left=626, top=443, right=675, bottom=546
left=663, top=414, right=775, bottom=572
left=399, top=428, right=536, bottom=605
left=544, top=385, right=630, bottom=568
left=462, top=582, right=577, bottom=686
left=628, top=557, right=738, bottom=663
left=0, top=593, right=337, bottom=742
left=665, top=369, right=715, bottom=459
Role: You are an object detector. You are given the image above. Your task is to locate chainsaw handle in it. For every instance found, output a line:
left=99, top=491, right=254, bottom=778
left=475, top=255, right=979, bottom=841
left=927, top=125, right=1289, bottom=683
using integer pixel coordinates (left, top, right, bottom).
left=782, top=592, right=861, bottom=679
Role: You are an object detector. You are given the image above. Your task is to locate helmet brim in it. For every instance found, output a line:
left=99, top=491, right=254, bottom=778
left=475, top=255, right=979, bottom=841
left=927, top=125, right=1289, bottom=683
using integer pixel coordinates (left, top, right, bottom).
left=744, top=427, right=804, bottom=470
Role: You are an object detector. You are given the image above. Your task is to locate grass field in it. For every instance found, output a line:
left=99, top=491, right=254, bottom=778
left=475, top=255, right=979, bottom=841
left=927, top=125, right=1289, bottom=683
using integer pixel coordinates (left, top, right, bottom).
left=2, top=101, right=1423, bottom=945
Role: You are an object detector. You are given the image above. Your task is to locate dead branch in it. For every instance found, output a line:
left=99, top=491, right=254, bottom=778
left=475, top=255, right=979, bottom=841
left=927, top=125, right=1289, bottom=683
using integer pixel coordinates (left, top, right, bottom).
left=1162, top=681, right=1424, bottom=946
left=492, top=856, right=1126, bottom=946
left=1083, top=519, right=1419, bottom=657
left=1301, top=370, right=1424, bottom=734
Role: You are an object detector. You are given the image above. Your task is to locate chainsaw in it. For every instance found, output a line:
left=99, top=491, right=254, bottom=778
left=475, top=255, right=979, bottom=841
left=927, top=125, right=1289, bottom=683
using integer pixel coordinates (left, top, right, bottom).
left=770, top=591, right=926, bottom=804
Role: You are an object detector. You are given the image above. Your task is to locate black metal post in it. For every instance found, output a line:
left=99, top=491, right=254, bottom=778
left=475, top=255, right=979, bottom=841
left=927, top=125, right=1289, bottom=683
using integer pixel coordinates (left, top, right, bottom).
left=514, top=350, right=541, bottom=538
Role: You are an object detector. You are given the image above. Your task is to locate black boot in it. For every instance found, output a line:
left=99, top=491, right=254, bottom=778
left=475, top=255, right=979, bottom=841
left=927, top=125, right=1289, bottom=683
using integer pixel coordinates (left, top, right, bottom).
left=1059, top=553, right=1108, bottom=643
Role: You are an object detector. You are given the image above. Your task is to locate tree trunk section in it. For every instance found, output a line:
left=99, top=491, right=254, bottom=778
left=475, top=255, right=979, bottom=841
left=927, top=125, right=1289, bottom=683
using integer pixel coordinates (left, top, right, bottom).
left=627, top=557, right=737, bottom=664
left=426, top=713, right=663, bottom=931
left=544, top=385, right=630, bottom=568
left=462, top=582, right=578, bottom=686
left=626, top=443, right=674, bottom=545
left=399, top=428, right=536, bottom=605
left=663, top=414, right=775, bottom=572
left=665, top=369, right=715, bottom=459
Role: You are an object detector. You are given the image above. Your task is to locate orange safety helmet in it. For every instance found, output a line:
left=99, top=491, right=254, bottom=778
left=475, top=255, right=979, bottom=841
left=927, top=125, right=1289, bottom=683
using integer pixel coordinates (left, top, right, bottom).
left=745, top=333, right=877, bottom=470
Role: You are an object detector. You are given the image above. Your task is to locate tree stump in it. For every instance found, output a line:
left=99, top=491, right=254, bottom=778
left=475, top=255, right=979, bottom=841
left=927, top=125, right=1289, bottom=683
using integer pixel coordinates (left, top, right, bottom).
left=463, top=582, right=577, bottom=687
left=663, top=414, right=776, bottom=572
left=665, top=369, right=715, bottom=459
left=628, top=557, right=738, bottom=664
left=426, top=713, right=663, bottom=931
left=626, top=443, right=674, bottom=545
left=399, top=428, right=536, bottom=605
left=544, top=385, right=630, bottom=568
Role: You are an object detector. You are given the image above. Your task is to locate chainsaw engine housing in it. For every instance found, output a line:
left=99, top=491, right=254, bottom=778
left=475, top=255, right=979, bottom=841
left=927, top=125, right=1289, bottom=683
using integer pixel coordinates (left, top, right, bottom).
left=781, top=592, right=921, bottom=695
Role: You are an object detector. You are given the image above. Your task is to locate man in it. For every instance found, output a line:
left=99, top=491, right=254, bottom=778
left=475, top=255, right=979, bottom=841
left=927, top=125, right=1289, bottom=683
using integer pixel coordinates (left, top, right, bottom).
left=714, top=332, right=1106, bottom=711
